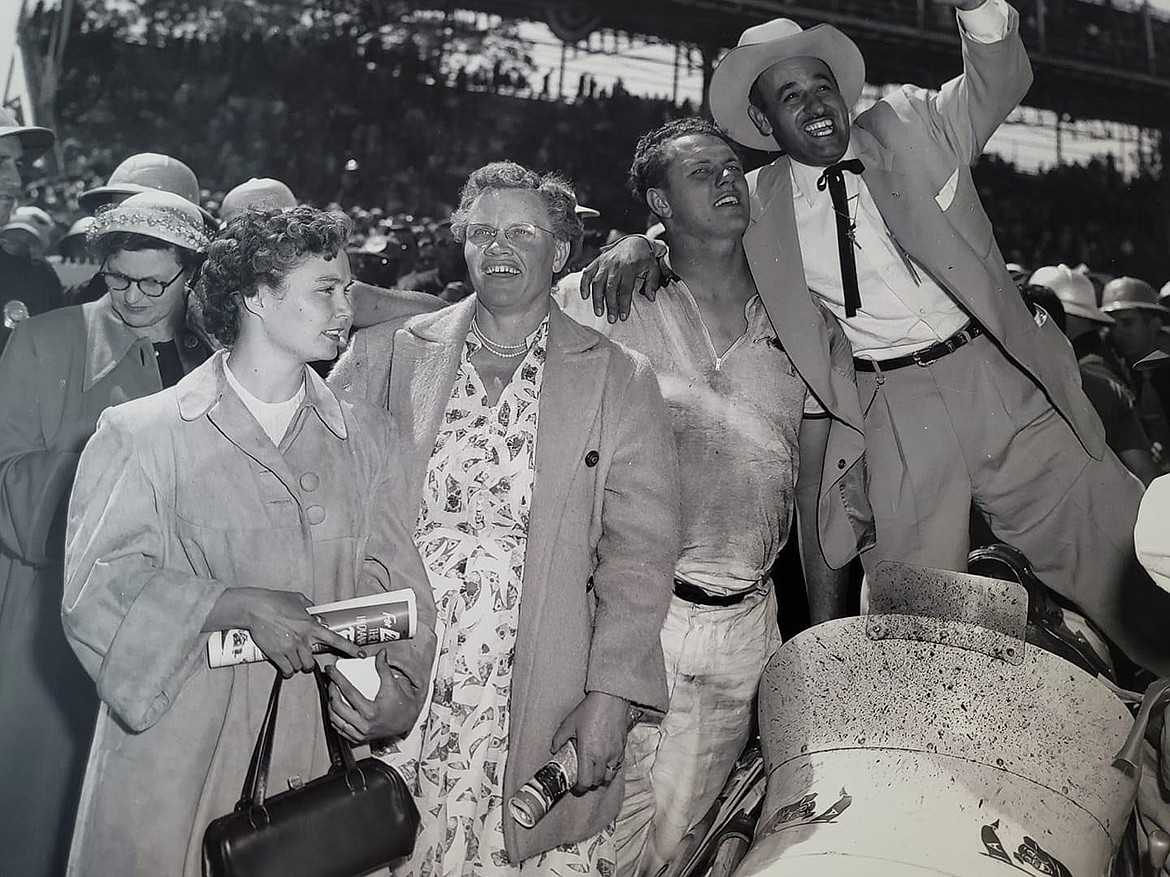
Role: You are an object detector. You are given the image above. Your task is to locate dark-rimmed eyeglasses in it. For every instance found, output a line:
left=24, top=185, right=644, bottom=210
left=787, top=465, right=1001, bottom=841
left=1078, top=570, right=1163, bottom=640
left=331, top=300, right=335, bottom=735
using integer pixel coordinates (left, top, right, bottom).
left=465, top=222, right=555, bottom=247
left=100, top=263, right=186, bottom=298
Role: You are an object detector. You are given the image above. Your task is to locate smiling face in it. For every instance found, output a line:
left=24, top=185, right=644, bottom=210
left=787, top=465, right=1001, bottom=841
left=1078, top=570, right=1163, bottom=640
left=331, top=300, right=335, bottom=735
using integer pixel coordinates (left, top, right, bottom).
left=463, top=188, right=569, bottom=318
left=650, top=133, right=750, bottom=240
left=748, top=56, right=851, bottom=166
left=251, top=252, right=354, bottom=364
left=104, top=247, right=189, bottom=334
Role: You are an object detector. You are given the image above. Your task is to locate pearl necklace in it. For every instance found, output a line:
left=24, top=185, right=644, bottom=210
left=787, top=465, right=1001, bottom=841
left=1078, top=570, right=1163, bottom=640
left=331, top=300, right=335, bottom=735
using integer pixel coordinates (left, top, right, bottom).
left=471, top=315, right=531, bottom=358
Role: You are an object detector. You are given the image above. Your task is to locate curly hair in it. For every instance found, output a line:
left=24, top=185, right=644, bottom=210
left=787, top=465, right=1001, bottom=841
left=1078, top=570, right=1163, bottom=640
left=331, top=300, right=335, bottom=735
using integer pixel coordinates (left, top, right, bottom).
left=197, top=206, right=352, bottom=347
left=449, top=161, right=583, bottom=275
left=628, top=118, right=740, bottom=208
left=91, top=231, right=204, bottom=274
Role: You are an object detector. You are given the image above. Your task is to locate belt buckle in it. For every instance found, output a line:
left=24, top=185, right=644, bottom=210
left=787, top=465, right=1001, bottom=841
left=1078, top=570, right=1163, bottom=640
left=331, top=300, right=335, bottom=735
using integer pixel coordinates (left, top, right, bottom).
left=912, top=345, right=940, bottom=367
left=913, top=330, right=966, bottom=367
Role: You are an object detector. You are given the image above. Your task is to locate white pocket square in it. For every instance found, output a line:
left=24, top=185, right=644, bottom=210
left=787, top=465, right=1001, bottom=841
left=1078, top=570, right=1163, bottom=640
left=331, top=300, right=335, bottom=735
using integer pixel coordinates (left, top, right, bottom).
left=935, top=169, right=960, bottom=211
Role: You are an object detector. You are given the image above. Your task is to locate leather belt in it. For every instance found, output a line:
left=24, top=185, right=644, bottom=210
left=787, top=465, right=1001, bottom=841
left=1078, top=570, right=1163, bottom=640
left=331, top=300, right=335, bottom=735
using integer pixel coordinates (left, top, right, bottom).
left=673, top=578, right=751, bottom=607
left=854, top=321, right=985, bottom=372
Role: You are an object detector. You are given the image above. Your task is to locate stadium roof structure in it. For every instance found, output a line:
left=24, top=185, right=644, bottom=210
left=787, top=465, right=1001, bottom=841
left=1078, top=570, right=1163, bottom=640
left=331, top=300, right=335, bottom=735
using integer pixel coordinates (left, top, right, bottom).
left=465, top=0, right=1170, bottom=130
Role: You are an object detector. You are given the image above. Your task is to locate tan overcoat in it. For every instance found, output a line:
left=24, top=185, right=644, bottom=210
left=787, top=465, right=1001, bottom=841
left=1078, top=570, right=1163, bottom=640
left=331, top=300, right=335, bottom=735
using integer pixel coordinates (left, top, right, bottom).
left=62, top=352, right=435, bottom=876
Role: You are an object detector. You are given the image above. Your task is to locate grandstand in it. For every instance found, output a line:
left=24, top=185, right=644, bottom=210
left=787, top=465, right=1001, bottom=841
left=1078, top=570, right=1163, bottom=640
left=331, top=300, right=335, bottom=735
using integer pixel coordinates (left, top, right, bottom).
left=462, top=0, right=1170, bottom=128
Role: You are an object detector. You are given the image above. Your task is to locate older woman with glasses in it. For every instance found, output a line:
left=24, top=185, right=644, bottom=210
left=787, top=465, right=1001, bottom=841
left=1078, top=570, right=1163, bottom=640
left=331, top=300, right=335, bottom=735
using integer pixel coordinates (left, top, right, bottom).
left=331, top=161, right=681, bottom=875
left=0, top=189, right=214, bottom=877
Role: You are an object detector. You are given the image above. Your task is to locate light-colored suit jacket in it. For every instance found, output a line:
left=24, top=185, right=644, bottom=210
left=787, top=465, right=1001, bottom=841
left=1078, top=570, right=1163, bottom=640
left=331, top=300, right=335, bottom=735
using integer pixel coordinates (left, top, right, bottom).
left=743, top=4, right=1103, bottom=560
left=331, top=296, right=680, bottom=861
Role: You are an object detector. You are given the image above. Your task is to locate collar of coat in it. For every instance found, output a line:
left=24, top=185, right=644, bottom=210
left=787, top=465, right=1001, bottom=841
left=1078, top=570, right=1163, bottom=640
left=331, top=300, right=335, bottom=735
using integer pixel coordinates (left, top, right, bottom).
left=403, top=291, right=601, bottom=356
left=81, top=295, right=150, bottom=391
left=174, top=349, right=348, bottom=439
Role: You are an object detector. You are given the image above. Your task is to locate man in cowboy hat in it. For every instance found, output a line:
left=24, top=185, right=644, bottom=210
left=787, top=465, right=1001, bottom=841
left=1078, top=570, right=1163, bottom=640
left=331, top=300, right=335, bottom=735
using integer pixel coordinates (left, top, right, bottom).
left=0, top=107, right=61, bottom=348
left=1028, top=265, right=1162, bottom=483
left=584, top=0, right=1170, bottom=678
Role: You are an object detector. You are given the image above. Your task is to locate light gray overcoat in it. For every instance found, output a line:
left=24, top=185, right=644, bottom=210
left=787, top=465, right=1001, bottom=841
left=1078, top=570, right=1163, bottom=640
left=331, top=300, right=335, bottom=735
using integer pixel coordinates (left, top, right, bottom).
left=63, top=352, right=435, bottom=877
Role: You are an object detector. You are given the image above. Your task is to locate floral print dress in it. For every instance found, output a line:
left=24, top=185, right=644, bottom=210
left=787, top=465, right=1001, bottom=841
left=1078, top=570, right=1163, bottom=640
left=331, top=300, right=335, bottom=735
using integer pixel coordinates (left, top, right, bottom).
left=391, top=317, right=615, bottom=876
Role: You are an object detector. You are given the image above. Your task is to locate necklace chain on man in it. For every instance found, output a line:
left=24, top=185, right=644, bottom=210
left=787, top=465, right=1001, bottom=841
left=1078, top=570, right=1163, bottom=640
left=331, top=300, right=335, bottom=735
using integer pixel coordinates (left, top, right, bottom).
left=830, top=192, right=862, bottom=250
left=471, top=315, right=531, bottom=358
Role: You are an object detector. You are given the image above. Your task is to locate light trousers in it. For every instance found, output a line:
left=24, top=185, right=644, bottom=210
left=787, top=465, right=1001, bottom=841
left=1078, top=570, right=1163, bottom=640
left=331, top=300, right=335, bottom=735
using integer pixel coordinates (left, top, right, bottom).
left=614, top=586, right=780, bottom=877
left=857, top=334, right=1170, bottom=675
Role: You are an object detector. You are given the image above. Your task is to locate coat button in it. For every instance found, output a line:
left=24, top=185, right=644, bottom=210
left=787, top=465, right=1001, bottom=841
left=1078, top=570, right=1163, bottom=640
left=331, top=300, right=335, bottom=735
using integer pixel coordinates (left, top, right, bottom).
left=300, top=472, right=320, bottom=492
left=183, top=333, right=199, bottom=350
left=837, top=458, right=846, bottom=470
left=306, top=505, right=326, bottom=525
left=585, top=450, right=599, bottom=468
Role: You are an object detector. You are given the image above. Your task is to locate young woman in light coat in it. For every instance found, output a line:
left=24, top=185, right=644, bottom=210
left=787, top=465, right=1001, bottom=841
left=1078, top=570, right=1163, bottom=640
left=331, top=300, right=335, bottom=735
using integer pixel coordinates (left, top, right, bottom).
left=63, top=206, right=436, bottom=876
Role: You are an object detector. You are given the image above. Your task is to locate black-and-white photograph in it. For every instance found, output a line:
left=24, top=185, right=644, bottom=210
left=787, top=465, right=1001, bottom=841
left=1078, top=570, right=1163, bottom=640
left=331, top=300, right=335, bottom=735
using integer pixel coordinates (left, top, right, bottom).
left=1, top=0, right=1170, bottom=875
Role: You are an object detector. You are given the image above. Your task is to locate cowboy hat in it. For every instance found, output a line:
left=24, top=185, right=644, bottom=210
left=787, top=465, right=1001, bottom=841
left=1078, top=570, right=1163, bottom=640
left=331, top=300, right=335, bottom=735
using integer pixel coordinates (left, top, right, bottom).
left=0, top=107, right=54, bottom=163
left=710, top=18, right=866, bottom=152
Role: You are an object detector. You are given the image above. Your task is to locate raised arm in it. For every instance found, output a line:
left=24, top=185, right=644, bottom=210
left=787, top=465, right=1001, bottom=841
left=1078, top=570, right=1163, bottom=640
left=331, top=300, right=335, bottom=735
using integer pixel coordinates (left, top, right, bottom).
left=909, top=0, right=1033, bottom=164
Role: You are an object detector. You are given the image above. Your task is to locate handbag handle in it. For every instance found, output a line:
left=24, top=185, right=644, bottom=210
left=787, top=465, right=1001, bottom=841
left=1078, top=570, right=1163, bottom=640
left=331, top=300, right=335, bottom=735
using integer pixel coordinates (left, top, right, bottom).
left=235, top=667, right=359, bottom=811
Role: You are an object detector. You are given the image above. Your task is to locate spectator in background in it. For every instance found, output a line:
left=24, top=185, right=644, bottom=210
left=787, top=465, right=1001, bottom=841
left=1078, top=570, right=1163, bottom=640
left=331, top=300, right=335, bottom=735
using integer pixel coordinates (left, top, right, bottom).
left=57, top=217, right=99, bottom=306
left=0, top=190, right=212, bottom=877
left=79, top=152, right=217, bottom=228
left=397, top=218, right=467, bottom=297
left=1025, top=266, right=1160, bottom=484
left=58, top=216, right=96, bottom=262
left=70, top=153, right=217, bottom=305
left=1135, top=349, right=1170, bottom=594
left=1, top=207, right=54, bottom=262
left=1100, top=277, right=1170, bottom=469
left=218, top=176, right=297, bottom=224
left=0, top=107, right=62, bottom=349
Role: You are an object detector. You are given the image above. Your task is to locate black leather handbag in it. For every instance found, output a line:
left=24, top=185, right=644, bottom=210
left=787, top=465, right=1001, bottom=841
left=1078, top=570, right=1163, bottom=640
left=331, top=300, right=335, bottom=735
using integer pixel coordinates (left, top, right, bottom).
left=202, top=667, right=419, bottom=877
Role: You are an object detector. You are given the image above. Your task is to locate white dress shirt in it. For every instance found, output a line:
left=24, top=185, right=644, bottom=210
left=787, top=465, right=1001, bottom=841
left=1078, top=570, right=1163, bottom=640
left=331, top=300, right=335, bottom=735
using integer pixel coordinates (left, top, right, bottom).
left=790, top=0, right=1011, bottom=359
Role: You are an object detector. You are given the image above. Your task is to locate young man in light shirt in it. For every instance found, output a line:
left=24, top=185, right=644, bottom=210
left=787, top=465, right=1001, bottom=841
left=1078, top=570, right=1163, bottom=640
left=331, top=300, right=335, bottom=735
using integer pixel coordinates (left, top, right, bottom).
left=557, top=117, right=860, bottom=876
